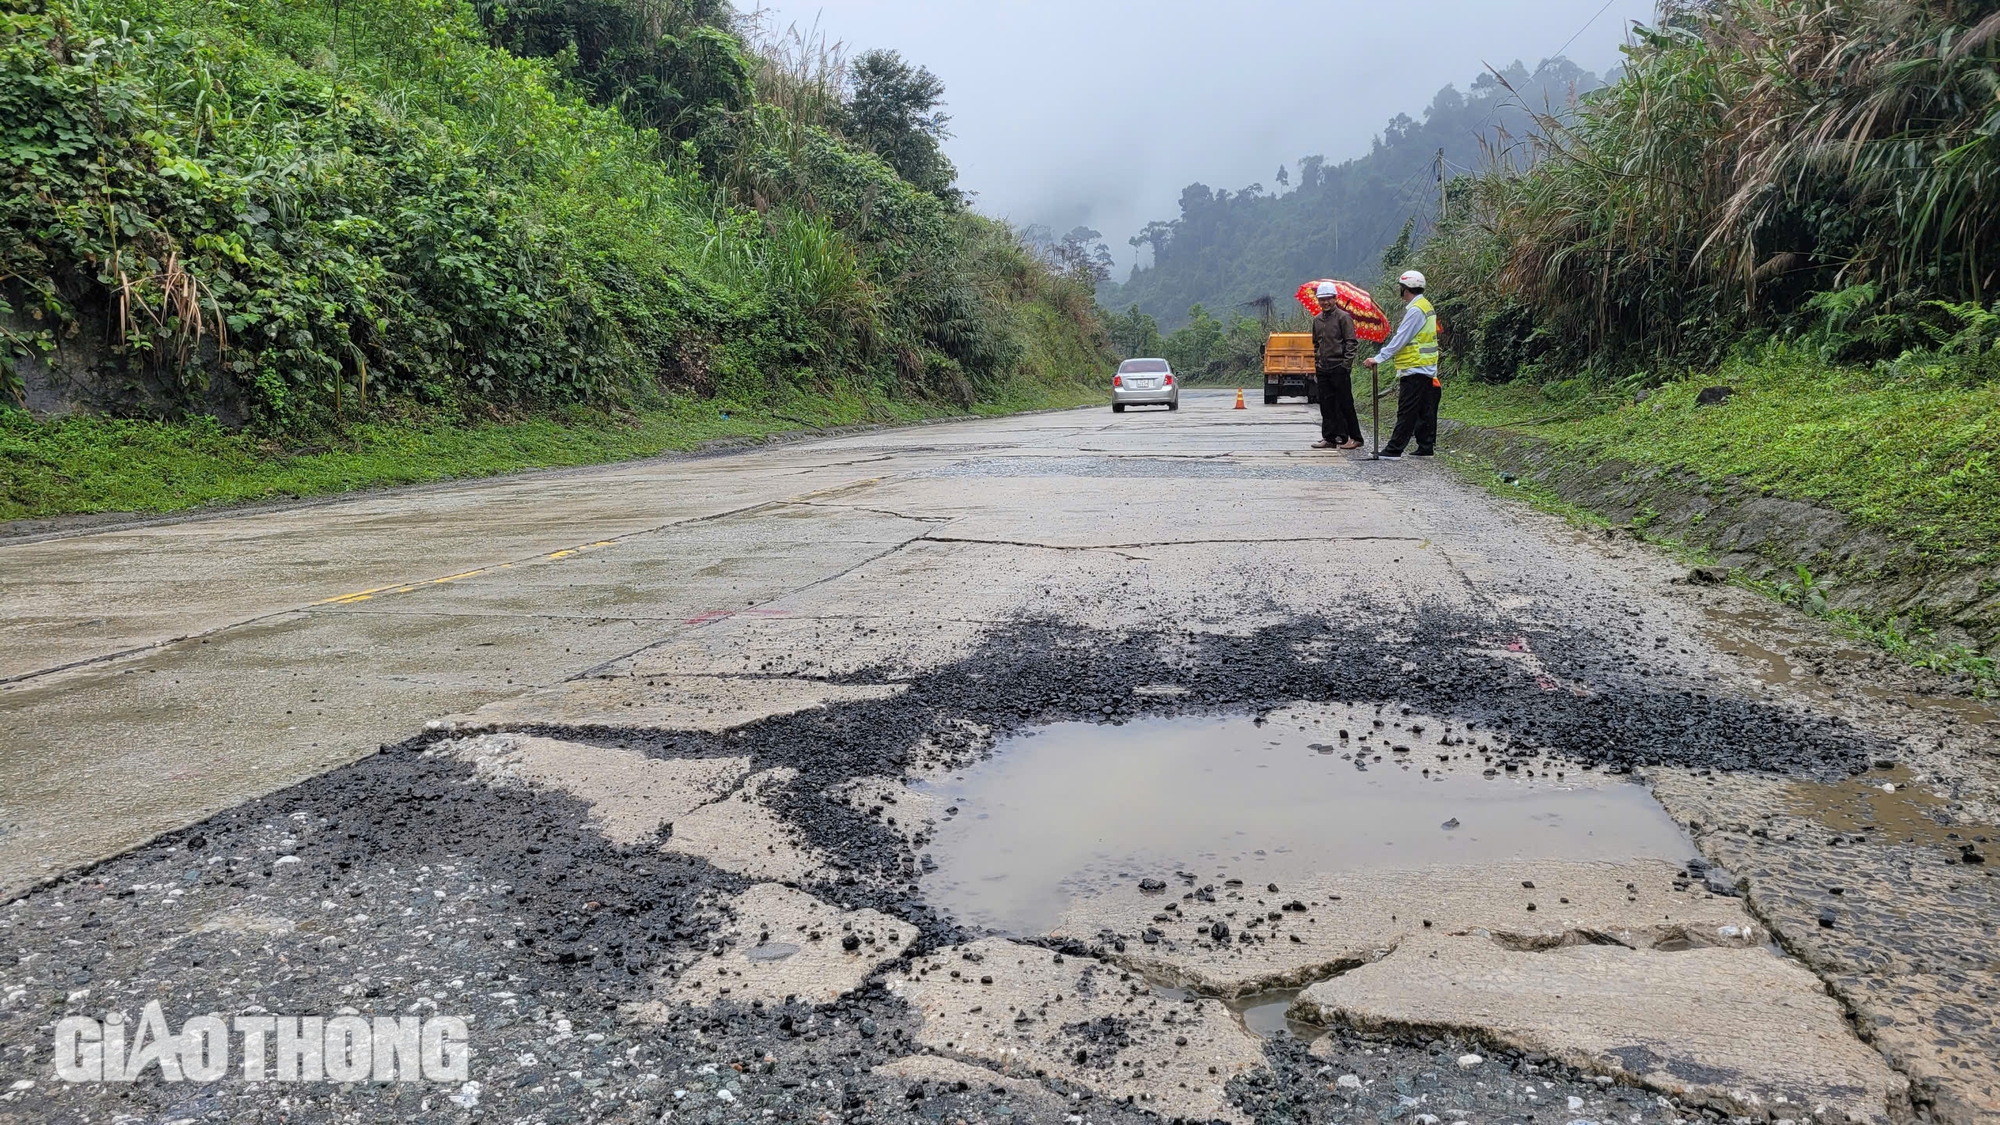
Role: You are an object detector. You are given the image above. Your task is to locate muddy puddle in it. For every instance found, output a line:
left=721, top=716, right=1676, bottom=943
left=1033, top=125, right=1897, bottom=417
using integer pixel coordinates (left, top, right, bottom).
left=1703, top=606, right=1811, bottom=685
left=1700, top=604, right=2000, bottom=726
left=1148, top=980, right=1320, bottom=1041
left=1227, top=989, right=1317, bottom=1040
left=920, top=707, right=1695, bottom=935
left=1784, top=764, right=1998, bottom=850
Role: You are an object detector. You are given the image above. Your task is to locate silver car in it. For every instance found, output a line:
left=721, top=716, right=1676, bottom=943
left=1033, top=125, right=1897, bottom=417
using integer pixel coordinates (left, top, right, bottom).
left=1111, top=358, right=1179, bottom=412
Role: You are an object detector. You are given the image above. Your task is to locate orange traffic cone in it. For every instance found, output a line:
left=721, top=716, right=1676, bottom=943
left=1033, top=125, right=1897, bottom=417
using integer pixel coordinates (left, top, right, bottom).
left=1234, top=389, right=1247, bottom=410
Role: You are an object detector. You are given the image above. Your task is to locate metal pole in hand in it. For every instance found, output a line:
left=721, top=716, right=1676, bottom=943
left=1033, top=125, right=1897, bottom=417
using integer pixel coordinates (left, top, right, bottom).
left=1370, top=365, right=1381, bottom=459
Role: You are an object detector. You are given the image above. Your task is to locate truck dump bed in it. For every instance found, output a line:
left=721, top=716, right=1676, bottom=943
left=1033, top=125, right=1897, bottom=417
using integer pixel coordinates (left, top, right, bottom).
left=1262, top=333, right=1316, bottom=403
left=1263, top=333, right=1314, bottom=375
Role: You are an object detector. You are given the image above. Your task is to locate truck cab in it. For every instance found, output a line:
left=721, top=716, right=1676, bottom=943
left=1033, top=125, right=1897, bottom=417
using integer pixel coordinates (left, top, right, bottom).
left=1262, top=333, right=1317, bottom=405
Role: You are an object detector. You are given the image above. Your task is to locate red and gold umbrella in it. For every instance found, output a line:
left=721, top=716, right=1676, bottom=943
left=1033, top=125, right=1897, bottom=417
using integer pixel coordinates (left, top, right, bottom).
left=1295, top=280, right=1392, bottom=343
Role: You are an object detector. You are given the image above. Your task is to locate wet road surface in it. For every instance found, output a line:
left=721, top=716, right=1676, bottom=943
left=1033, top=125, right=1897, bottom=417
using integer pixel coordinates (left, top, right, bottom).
left=3, top=389, right=1997, bottom=1124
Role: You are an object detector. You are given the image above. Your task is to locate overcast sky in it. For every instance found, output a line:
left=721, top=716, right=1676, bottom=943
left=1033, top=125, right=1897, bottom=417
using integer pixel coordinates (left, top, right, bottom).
left=746, top=0, right=1656, bottom=269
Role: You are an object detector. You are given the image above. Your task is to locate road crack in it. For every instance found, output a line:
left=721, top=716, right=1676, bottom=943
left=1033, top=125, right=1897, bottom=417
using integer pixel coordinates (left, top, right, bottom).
left=919, top=534, right=1429, bottom=552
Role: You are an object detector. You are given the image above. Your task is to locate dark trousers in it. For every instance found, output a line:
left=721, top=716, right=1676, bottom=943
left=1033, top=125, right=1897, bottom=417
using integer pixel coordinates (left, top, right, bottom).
left=1383, top=373, right=1441, bottom=454
left=1317, top=368, right=1363, bottom=444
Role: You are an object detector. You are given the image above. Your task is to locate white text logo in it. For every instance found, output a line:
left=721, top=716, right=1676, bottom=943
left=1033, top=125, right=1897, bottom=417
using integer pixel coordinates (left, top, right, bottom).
left=53, top=1003, right=470, bottom=1083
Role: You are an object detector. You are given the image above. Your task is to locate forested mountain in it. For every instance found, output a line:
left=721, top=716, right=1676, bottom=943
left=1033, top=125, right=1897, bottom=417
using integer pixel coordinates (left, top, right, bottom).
left=1101, top=59, right=1604, bottom=330
left=0, top=0, right=1107, bottom=431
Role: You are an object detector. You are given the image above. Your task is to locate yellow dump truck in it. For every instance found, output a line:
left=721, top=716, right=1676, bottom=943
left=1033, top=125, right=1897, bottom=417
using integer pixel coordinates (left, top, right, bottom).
left=1262, top=333, right=1317, bottom=405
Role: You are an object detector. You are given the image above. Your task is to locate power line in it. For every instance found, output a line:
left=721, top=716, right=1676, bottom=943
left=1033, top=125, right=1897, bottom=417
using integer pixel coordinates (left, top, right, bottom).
left=1544, top=0, right=1624, bottom=74
left=1509, top=0, right=1625, bottom=98
left=1468, top=0, right=1629, bottom=138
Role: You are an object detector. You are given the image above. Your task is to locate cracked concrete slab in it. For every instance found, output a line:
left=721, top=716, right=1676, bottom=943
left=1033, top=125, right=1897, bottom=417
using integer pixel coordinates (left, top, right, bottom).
left=889, top=939, right=1266, bottom=1124
left=664, top=768, right=825, bottom=882
left=844, top=475, right=1408, bottom=551
left=1295, top=930, right=1906, bottom=1125
left=1648, top=762, right=2000, bottom=1123
left=647, top=883, right=914, bottom=1009
left=441, top=733, right=748, bottom=845
left=1060, top=859, right=1762, bottom=998
left=1834, top=970, right=2000, bottom=1125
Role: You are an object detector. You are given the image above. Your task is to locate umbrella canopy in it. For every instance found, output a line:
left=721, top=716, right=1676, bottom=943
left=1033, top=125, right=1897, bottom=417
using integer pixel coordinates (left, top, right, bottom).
left=1296, top=280, right=1392, bottom=344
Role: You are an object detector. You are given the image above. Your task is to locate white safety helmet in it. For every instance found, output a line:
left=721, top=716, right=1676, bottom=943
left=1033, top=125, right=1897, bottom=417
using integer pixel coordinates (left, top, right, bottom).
left=1397, top=270, right=1428, bottom=291
left=1315, top=281, right=1337, bottom=299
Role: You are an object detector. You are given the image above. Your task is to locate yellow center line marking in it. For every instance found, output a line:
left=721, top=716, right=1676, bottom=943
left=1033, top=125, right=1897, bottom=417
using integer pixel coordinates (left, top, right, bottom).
left=314, top=546, right=605, bottom=606
left=313, top=490, right=869, bottom=608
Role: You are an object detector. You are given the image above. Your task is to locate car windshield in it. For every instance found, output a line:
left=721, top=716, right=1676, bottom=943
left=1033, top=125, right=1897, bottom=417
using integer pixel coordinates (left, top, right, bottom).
left=1118, top=360, right=1169, bottom=374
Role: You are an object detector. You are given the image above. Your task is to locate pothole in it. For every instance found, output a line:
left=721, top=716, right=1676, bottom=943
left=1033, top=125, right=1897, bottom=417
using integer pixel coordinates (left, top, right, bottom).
left=1226, top=988, right=1318, bottom=1041
left=920, top=706, right=1696, bottom=934
left=1150, top=980, right=1326, bottom=1041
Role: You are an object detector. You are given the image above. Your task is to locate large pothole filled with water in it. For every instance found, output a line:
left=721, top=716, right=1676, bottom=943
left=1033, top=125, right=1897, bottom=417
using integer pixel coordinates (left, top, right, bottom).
left=920, top=704, right=1697, bottom=937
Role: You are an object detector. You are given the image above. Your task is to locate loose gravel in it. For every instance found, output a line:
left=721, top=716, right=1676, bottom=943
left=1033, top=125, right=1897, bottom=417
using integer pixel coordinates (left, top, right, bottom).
left=0, top=604, right=1901, bottom=1124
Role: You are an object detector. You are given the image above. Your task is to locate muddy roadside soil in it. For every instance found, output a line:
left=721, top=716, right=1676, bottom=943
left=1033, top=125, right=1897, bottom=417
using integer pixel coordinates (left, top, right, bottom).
left=2, top=394, right=1995, bottom=1125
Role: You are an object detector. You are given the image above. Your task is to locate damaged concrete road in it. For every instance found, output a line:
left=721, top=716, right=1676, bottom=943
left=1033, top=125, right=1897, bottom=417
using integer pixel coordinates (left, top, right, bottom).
left=3, top=389, right=1998, bottom=1124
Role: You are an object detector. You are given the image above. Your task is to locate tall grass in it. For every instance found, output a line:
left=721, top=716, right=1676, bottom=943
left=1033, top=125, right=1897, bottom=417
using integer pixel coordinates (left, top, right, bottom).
left=1437, top=0, right=2000, bottom=379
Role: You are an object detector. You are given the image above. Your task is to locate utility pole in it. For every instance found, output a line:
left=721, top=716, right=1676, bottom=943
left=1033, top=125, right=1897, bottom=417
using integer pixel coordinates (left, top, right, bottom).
left=1436, top=148, right=1447, bottom=225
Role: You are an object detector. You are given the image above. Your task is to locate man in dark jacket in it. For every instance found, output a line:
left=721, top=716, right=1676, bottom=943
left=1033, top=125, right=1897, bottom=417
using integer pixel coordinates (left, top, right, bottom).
left=1310, top=283, right=1363, bottom=449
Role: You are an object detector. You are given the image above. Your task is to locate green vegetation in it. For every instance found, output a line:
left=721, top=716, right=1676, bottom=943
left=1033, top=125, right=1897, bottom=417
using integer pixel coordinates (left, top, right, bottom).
left=1101, top=60, right=1603, bottom=332
left=1431, top=0, right=2000, bottom=381
left=1744, top=563, right=1992, bottom=695
left=1102, top=303, right=1274, bottom=384
left=1444, top=350, right=2000, bottom=565
left=1444, top=352, right=2000, bottom=687
left=1448, top=393, right=1998, bottom=694
left=1409, top=0, right=2000, bottom=665
left=0, top=0, right=1108, bottom=516
left=0, top=381, right=1096, bottom=521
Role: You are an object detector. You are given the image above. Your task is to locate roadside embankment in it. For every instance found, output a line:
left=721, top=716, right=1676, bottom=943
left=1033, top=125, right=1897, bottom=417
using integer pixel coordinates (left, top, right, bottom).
left=1438, top=359, right=1999, bottom=676
left=0, top=379, right=1101, bottom=530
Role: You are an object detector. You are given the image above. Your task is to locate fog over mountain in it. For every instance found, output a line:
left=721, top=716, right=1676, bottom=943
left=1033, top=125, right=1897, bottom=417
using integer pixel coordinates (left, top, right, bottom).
left=746, top=0, right=1655, bottom=268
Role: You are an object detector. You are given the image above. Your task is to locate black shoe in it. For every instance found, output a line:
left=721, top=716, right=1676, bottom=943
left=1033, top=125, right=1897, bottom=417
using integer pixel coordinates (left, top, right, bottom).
left=1376, top=450, right=1403, bottom=460
left=1411, top=448, right=1435, bottom=457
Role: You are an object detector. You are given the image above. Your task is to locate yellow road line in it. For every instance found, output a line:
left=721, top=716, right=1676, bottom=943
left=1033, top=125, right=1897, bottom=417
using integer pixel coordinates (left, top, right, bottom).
left=312, top=485, right=869, bottom=608
left=314, top=543, right=615, bottom=606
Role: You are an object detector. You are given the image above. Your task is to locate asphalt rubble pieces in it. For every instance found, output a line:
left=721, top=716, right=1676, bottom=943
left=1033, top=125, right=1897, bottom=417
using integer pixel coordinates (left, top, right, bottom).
left=888, top=937, right=1268, bottom=1124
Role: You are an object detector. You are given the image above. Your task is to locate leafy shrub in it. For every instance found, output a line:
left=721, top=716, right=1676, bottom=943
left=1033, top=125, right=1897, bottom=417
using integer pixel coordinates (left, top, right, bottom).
left=0, top=0, right=1108, bottom=434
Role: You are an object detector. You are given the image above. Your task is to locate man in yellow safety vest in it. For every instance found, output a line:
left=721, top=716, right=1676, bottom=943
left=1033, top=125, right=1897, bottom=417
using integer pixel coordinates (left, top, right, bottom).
left=1362, top=270, right=1441, bottom=459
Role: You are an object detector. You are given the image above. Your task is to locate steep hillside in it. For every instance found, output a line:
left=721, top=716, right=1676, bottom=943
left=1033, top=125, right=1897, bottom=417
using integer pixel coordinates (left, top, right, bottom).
left=0, top=0, right=1108, bottom=475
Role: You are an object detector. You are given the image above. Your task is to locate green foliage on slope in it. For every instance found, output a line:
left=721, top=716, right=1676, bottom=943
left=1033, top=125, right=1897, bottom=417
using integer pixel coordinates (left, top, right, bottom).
left=1445, top=346, right=2000, bottom=566
left=0, top=380, right=1101, bottom=522
left=0, top=0, right=1106, bottom=449
left=1429, top=0, right=2000, bottom=382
